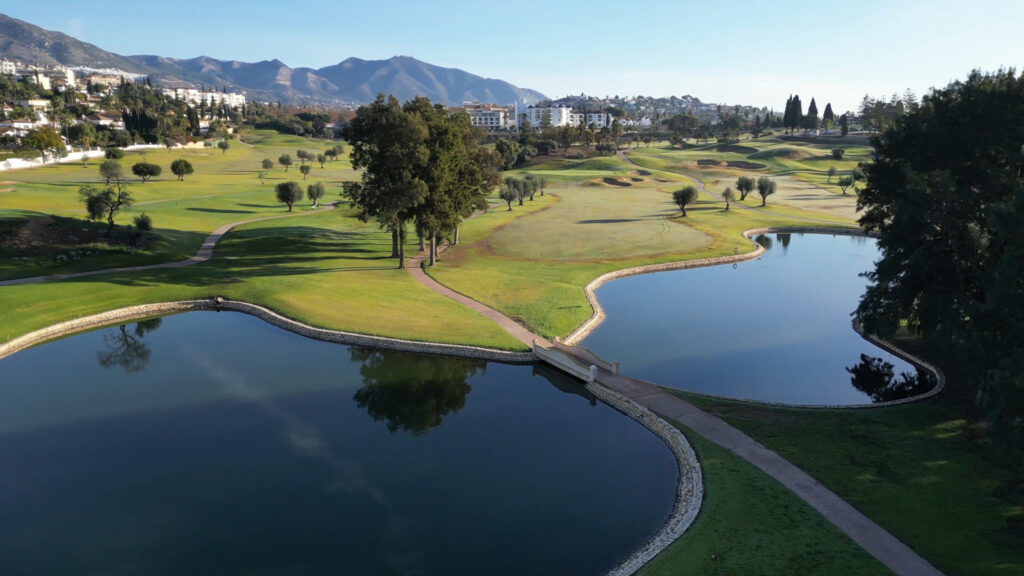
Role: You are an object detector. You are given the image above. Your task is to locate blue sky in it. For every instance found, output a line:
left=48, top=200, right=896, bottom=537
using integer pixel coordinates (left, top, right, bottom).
left=4, top=0, right=1022, bottom=113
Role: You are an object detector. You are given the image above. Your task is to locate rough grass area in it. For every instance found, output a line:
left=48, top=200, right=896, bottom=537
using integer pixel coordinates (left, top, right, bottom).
left=672, top=391, right=1024, bottom=576
left=639, top=430, right=890, bottom=576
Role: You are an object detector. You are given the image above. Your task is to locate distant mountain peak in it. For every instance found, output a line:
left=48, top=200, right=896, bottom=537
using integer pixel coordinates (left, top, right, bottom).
left=0, top=13, right=546, bottom=106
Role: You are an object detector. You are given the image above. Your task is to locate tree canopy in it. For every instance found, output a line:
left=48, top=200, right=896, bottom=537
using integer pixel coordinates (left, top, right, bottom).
left=855, top=69, right=1024, bottom=462
left=170, top=159, right=194, bottom=181
left=131, top=162, right=161, bottom=183
left=274, top=181, right=303, bottom=211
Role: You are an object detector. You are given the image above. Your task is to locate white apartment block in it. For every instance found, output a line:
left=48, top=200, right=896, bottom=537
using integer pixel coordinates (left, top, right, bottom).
left=463, top=102, right=514, bottom=129
left=160, top=87, right=246, bottom=108
left=569, top=111, right=614, bottom=129
left=0, top=59, right=17, bottom=76
left=523, top=105, right=573, bottom=127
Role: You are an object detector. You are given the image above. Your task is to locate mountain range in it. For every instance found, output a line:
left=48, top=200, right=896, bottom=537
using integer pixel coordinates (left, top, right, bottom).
left=0, top=14, right=546, bottom=107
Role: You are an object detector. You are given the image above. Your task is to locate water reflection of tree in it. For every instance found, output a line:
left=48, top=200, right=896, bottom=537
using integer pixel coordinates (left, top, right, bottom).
left=754, top=234, right=773, bottom=250
left=97, top=317, right=163, bottom=373
left=351, top=349, right=483, bottom=435
left=776, top=233, right=791, bottom=250
left=845, top=354, right=935, bottom=402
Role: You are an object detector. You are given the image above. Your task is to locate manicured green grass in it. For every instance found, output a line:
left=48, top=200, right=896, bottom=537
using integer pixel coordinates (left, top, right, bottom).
left=430, top=161, right=831, bottom=339
left=670, top=392, right=1024, bottom=576
left=0, top=131, right=358, bottom=280
left=624, top=140, right=867, bottom=222
left=0, top=205, right=525, bottom=351
left=640, top=430, right=890, bottom=576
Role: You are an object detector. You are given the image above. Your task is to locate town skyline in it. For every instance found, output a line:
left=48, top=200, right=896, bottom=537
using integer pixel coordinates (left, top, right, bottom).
left=3, top=1, right=1024, bottom=114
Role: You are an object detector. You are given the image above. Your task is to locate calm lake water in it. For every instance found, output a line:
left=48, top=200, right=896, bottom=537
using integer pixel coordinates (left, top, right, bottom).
left=581, top=233, right=920, bottom=405
left=0, top=312, right=676, bottom=575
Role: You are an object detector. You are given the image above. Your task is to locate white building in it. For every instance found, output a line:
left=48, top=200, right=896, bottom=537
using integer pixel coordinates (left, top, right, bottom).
left=523, top=105, right=573, bottom=128
left=161, top=87, right=246, bottom=109
left=569, top=111, right=614, bottom=129
left=463, top=102, right=514, bottom=130
left=0, top=59, right=17, bottom=76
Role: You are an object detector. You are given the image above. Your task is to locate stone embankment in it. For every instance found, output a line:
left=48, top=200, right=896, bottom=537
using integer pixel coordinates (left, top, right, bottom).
left=0, top=298, right=534, bottom=363
left=585, top=381, right=703, bottom=576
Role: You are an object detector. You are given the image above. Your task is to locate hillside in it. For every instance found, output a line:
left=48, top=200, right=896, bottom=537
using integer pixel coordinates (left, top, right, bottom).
left=0, top=13, right=546, bottom=106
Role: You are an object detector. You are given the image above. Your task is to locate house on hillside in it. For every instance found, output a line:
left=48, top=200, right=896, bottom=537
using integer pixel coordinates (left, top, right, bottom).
left=86, top=113, right=126, bottom=130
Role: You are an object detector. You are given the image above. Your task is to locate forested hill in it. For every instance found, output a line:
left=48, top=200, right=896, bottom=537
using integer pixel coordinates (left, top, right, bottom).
left=0, top=14, right=546, bottom=106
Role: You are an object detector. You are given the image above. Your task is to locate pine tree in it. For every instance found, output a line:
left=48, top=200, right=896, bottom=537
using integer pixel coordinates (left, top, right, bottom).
left=783, top=95, right=794, bottom=132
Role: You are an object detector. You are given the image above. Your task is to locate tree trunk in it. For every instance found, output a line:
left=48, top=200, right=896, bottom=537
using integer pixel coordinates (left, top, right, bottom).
left=398, top=226, right=406, bottom=270
left=681, top=207, right=687, bottom=217
left=429, top=233, right=436, bottom=267
left=391, top=229, right=400, bottom=258
left=454, top=225, right=460, bottom=246
left=418, top=233, right=425, bottom=251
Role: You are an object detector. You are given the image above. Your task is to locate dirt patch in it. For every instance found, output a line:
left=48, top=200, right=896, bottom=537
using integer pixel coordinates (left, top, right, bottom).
left=716, top=144, right=757, bottom=154
left=0, top=188, right=13, bottom=193
left=697, top=159, right=725, bottom=167
left=0, top=181, right=16, bottom=185
left=726, top=161, right=766, bottom=170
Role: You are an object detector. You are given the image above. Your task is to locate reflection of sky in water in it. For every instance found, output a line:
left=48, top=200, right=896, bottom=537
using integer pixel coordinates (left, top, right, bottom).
left=583, top=234, right=917, bottom=404
left=0, top=311, right=676, bottom=575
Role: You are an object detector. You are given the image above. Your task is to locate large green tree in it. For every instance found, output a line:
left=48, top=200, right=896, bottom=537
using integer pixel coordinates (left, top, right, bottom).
left=342, top=94, right=429, bottom=269
left=856, top=69, right=1024, bottom=461
left=79, top=183, right=134, bottom=236
left=274, top=181, right=303, bottom=211
left=23, top=126, right=64, bottom=162
left=672, top=186, right=698, bottom=216
left=170, top=159, right=194, bottom=181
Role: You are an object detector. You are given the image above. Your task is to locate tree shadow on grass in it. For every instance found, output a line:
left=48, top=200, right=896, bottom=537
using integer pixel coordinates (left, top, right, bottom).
left=185, top=207, right=256, bottom=214
left=577, top=218, right=640, bottom=224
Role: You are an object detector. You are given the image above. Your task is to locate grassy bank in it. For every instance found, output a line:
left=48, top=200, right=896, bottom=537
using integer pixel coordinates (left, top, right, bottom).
left=640, top=429, right=890, bottom=575
left=670, top=391, right=1024, bottom=575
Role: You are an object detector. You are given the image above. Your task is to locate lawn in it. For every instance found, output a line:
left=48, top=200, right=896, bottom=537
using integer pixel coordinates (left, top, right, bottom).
left=672, top=391, right=1024, bottom=576
left=623, top=138, right=867, bottom=222
left=0, top=207, right=525, bottom=350
left=640, top=429, right=890, bottom=576
left=0, top=130, right=358, bottom=280
left=430, top=153, right=848, bottom=339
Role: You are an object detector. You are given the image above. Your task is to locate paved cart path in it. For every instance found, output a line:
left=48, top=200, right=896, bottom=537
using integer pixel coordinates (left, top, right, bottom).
left=0, top=202, right=339, bottom=287
left=407, top=230, right=942, bottom=576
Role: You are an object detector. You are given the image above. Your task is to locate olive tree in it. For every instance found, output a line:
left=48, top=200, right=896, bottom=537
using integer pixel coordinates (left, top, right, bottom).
left=756, top=176, right=777, bottom=206
left=275, top=181, right=303, bottom=211
left=672, top=186, right=698, bottom=216
left=170, top=159, right=194, bottom=181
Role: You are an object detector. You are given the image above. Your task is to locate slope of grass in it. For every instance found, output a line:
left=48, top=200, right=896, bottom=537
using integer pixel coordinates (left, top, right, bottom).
left=640, top=430, right=890, bottom=576
left=672, top=392, right=1024, bottom=576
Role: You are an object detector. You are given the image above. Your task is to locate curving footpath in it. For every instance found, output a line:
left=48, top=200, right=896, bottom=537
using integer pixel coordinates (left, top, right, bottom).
left=0, top=202, right=341, bottom=287
left=409, top=231, right=943, bottom=576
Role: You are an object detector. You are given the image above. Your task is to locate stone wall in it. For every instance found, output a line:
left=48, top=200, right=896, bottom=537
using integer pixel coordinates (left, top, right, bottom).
left=587, top=382, right=703, bottom=576
left=0, top=298, right=535, bottom=364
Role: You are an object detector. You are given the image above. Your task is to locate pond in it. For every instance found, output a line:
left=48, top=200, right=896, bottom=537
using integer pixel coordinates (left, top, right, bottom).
left=0, top=312, right=676, bottom=575
left=581, top=233, right=929, bottom=405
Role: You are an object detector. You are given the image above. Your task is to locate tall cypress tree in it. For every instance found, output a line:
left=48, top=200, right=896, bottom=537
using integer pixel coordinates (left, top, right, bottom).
left=823, top=103, right=835, bottom=127
left=791, top=95, right=803, bottom=132
left=806, top=98, right=819, bottom=129
left=783, top=95, right=794, bottom=132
